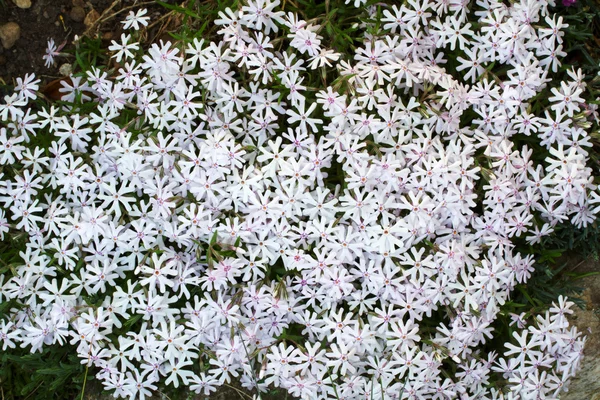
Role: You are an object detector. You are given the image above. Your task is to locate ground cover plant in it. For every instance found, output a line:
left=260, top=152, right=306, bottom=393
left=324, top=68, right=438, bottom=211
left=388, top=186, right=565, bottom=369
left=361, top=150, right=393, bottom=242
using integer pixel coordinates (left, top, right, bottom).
left=1, top=0, right=600, bottom=399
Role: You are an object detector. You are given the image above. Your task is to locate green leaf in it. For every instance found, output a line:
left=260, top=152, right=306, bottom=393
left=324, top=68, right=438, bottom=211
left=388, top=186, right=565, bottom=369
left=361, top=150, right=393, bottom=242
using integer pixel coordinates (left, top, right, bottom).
left=517, top=285, right=539, bottom=307
left=209, top=231, right=218, bottom=246
left=565, top=271, right=600, bottom=280
left=123, top=313, right=143, bottom=329
left=156, top=0, right=202, bottom=19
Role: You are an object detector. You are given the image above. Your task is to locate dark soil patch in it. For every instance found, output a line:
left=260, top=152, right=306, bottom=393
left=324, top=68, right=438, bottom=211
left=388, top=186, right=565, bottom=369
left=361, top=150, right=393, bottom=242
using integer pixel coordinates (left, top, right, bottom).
left=0, top=0, right=180, bottom=85
left=563, top=257, right=600, bottom=400
left=0, top=0, right=113, bottom=83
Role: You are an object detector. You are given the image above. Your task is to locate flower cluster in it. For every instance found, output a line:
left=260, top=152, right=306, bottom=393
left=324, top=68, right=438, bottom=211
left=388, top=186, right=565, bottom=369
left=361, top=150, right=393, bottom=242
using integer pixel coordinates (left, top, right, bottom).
left=0, top=0, right=594, bottom=399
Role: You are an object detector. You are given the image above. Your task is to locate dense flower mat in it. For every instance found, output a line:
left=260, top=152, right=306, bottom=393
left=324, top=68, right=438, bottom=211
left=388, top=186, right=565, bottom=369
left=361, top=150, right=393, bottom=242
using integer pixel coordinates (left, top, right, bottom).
left=0, top=0, right=596, bottom=399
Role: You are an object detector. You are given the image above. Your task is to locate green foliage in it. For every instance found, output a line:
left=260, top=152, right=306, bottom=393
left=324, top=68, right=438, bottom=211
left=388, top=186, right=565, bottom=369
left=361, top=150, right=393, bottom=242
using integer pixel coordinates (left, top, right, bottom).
left=560, top=1, right=600, bottom=74
left=544, top=220, right=600, bottom=260
left=72, top=36, right=109, bottom=73
left=0, top=345, right=87, bottom=400
left=157, top=0, right=240, bottom=44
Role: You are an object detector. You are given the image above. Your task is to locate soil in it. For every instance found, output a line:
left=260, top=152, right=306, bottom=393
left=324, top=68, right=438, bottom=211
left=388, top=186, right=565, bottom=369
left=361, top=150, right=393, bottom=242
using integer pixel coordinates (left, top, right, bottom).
left=0, top=0, right=178, bottom=85
left=563, top=258, right=600, bottom=400
left=0, top=0, right=107, bottom=83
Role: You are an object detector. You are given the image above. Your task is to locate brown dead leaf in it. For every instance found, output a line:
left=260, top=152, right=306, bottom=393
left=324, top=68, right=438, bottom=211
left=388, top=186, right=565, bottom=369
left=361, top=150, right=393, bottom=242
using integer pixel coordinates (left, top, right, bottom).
left=41, top=77, right=72, bottom=101
left=84, top=9, right=101, bottom=28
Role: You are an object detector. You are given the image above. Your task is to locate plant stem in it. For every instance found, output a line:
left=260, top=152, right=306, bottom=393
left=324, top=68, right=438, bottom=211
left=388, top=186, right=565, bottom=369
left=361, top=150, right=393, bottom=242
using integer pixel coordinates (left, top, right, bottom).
left=80, top=363, right=89, bottom=400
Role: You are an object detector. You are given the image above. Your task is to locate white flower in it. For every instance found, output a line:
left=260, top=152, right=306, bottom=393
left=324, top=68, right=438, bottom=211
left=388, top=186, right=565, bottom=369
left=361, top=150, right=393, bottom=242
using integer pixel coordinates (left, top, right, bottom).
left=121, top=8, right=150, bottom=31
left=42, top=38, right=64, bottom=68
left=0, top=1, right=596, bottom=399
left=109, top=33, right=140, bottom=63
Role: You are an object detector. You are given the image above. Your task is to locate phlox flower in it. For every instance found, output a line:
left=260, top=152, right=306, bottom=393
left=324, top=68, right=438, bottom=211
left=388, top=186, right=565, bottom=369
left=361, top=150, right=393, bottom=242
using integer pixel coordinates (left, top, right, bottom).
left=42, top=38, right=65, bottom=68
left=109, top=34, right=140, bottom=63
left=121, top=8, right=150, bottom=30
left=0, top=1, right=597, bottom=399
